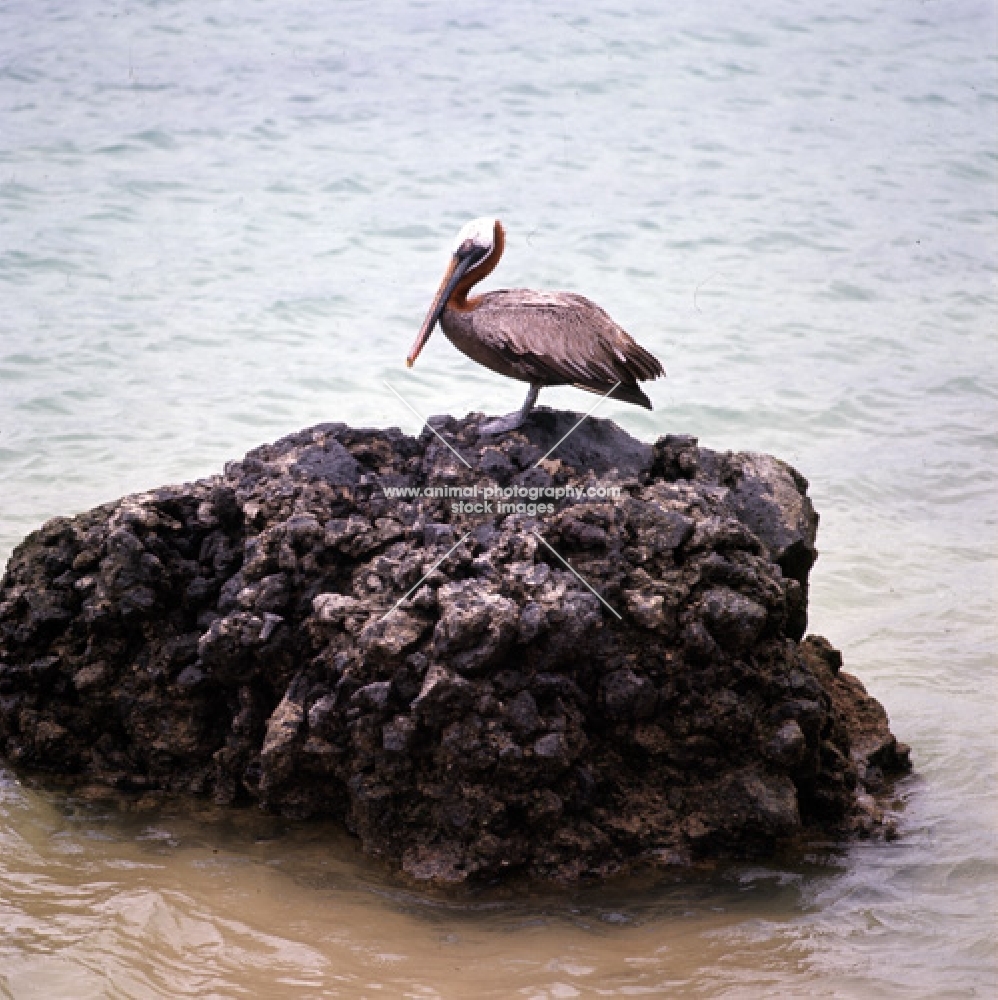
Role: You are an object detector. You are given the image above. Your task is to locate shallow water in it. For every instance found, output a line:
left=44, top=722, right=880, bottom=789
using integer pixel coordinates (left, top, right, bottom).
left=1, top=0, right=996, bottom=996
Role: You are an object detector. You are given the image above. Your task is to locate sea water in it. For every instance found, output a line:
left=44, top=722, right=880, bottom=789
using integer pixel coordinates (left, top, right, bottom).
left=1, top=1, right=995, bottom=996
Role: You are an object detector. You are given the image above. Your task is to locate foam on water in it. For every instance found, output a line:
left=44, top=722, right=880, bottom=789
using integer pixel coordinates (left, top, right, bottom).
left=1, top=0, right=996, bottom=996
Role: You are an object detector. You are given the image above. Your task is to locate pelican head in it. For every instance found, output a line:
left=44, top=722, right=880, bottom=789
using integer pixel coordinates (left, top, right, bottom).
left=407, top=217, right=500, bottom=368
left=451, top=216, right=497, bottom=258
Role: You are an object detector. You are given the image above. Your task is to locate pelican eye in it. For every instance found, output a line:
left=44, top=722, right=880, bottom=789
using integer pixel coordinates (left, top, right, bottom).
left=457, top=238, right=490, bottom=262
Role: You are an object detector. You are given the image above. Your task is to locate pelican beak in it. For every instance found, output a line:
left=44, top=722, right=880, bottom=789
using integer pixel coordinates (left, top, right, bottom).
left=406, top=251, right=477, bottom=368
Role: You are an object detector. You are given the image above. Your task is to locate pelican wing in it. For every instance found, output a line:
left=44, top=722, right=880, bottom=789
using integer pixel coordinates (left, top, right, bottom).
left=471, top=290, right=664, bottom=403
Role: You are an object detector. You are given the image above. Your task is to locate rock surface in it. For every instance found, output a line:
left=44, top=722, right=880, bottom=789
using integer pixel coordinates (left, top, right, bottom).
left=0, top=408, right=910, bottom=884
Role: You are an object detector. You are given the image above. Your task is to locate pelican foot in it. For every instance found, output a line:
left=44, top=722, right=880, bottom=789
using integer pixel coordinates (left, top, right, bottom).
left=480, top=384, right=540, bottom=436
left=479, top=411, right=528, bottom=436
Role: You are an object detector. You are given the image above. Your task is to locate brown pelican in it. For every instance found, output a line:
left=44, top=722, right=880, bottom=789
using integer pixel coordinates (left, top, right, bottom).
left=407, top=218, right=665, bottom=435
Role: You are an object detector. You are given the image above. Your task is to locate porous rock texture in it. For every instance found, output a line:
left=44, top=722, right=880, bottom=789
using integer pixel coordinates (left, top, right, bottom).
left=0, top=409, right=910, bottom=885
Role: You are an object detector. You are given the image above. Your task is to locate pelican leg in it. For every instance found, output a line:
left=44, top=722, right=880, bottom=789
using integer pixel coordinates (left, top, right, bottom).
left=480, top=384, right=540, bottom=436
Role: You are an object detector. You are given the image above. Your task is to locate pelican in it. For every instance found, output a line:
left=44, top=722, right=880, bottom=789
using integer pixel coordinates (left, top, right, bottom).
left=407, top=218, right=665, bottom=435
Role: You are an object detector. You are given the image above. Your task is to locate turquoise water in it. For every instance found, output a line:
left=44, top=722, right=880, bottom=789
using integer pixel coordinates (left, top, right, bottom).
left=2, top=1, right=996, bottom=996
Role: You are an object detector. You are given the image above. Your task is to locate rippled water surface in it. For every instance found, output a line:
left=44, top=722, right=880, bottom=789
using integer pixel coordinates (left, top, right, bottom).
left=1, top=1, right=996, bottom=996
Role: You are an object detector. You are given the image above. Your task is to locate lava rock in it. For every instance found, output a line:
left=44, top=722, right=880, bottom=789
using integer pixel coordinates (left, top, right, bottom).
left=0, top=407, right=910, bottom=886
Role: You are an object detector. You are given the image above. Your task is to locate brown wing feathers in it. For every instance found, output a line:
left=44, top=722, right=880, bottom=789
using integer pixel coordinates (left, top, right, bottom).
left=486, top=292, right=663, bottom=398
left=441, top=285, right=664, bottom=409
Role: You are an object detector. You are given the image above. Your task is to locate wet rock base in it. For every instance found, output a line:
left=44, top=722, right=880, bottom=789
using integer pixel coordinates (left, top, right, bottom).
left=0, top=409, right=910, bottom=885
